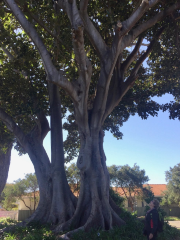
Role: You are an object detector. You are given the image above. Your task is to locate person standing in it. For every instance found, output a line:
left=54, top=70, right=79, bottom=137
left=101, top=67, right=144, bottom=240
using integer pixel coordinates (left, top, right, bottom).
left=144, top=199, right=159, bottom=240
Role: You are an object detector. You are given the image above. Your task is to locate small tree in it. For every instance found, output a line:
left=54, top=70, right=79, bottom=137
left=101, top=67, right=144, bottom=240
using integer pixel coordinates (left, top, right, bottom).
left=161, top=164, right=180, bottom=207
left=108, top=164, right=149, bottom=210
left=1, top=184, right=18, bottom=210
left=1, top=173, right=39, bottom=213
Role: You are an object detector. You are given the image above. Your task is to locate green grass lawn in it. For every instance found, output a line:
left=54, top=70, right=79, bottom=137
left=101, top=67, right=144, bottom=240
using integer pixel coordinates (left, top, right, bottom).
left=1, top=211, right=180, bottom=240
left=165, top=216, right=180, bottom=221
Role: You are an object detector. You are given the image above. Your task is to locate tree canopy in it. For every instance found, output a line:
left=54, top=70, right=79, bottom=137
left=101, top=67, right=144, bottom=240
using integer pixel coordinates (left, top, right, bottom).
left=108, top=164, right=149, bottom=210
left=0, top=0, right=180, bottom=237
left=162, top=164, right=180, bottom=207
left=0, top=173, right=39, bottom=211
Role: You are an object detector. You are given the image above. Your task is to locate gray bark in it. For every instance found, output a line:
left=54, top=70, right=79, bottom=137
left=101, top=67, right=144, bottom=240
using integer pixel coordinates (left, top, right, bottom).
left=3, top=0, right=180, bottom=235
left=54, top=130, right=125, bottom=236
left=0, top=144, right=12, bottom=196
left=19, top=119, right=76, bottom=225
left=0, top=106, right=76, bottom=226
left=47, top=83, right=77, bottom=224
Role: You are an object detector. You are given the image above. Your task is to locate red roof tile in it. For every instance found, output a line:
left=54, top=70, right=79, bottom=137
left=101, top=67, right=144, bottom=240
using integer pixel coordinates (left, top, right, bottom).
left=112, top=184, right=167, bottom=197
left=143, top=184, right=167, bottom=197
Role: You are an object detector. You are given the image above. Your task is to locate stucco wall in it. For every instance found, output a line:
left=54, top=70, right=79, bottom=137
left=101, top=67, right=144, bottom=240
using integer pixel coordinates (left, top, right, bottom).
left=18, top=197, right=39, bottom=211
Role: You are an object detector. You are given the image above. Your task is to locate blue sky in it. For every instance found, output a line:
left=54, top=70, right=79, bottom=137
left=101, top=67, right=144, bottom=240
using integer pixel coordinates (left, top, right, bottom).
left=7, top=94, right=180, bottom=185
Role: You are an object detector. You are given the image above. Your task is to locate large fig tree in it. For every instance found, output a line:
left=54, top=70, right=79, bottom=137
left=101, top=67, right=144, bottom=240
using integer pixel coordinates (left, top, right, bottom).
left=0, top=0, right=180, bottom=236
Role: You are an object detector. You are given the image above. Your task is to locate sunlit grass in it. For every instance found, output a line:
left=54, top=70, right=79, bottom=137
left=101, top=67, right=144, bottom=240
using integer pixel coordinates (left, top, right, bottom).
left=165, top=216, right=180, bottom=221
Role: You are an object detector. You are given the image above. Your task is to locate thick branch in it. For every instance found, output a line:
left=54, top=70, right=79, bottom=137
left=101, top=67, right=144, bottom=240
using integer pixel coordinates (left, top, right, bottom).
left=80, top=0, right=88, bottom=12
left=112, top=0, right=160, bottom=54
left=0, top=144, right=12, bottom=195
left=121, top=0, right=158, bottom=34
left=5, top=0, right=79, bottom=103
left=72, top=26, right=92, bottom=134
left=123, top=27, right=165, bottom=91
left=36, top=111, right=50, bottom=142
left=58, top=0, right=106, bottom=60
left=91, top=1, right=161, bottom=127
left=4, top=0, right=56, bottom=76
left=80, top=4, right=108, bottom=59
left=48, top=83, right=65, bottom=167
left=123, top=1, right=180, bottom=49
left=102, top=27, right=164, bottom=122
left=57, top=0, right=83, bottom=29
left=57, top=0, right=92, bottom=132
left=0, top=108, right=27, bottom=147
left=121, top=36, right=143, bottom=73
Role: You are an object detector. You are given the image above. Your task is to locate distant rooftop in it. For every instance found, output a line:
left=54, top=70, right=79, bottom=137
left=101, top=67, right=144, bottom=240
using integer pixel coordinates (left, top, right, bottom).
left=143, top=184, right=167, bottom=197
left=113, top=184, right=167, bottom=197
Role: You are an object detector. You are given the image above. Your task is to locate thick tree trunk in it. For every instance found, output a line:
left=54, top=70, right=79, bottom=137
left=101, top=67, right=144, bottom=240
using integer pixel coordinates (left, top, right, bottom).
left=24, top=138, right=53, bottom=223
left=23, top=137, right=76, bottom=225
left=24, top=84, right=77, bottom=225
left=47, top=83, right=77, bottom=224
left=54, top=130, right=125, bottom=236
left=0, top=144, right=12, bottom=196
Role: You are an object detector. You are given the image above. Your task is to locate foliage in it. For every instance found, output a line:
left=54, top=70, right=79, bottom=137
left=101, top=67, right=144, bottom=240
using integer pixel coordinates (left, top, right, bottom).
left=109, top=188, right=125, bottom=208
left=1, top=173, right=39, bottom=211
left=143, top=185, right=155, bottom=204
left=65, top=163, right=81, bottom=195
left=108, top=164, right=149, bottom=209
left=0, top=184, right=18, bottom=210
left=0, top=0, right=179, bottom=159
left=0, top=212, right=180, bottom=240
left=1, top=0, right=180, bottom=233
left=165, top=216, right=180, bottom=221
left=0, top=219, right=55, bottom=240
left=161, top=164, right=180, bottom=207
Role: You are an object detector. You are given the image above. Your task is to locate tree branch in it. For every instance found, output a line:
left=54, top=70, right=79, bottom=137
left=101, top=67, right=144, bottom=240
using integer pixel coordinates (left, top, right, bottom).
left=36, top=111, right=50, bottom=142
left=57, top=0, right=83, bottom=30
left=4, top=0, right=56, bottom=76
left=80, top=0, right=89, bottom=12
left=121, top=36, right=143, bottom=73
left=102, top=27, right=164, bottom=122
left=72, top=26, right=92, bottom=134
left=20, top=197, right=32, bottom=211
left=58, top=0, right=107, bottom=61
left=56, top=0, right=92, bottom=133
left=123, top=1, right=180, bottom=49
left=0, top=144, right=12, bottom=195
left=112, top=0, right=160, bottom=54
left=0, top=108, right=27, bottom=147
left=121, top=0, right=158, bottom=34
left=93, top=1, right=162, bottom=127
left=23, top=4, right=65, bottom=47
left=1, top=46, right=14, bottom=60
left=80, top=2, right=108, bottom=59
left=123, top=27, right=165, bottom=95
left=4, top=0, right=80, bottom=103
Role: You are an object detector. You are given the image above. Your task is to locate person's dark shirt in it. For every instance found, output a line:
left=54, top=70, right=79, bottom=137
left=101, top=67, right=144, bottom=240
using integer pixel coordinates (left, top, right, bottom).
left=145, top=208, right=158, bottom=234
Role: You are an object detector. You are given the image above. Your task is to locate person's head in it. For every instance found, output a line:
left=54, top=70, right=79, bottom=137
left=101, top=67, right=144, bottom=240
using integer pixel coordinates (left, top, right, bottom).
left=149, top=199, right=160, bottom=209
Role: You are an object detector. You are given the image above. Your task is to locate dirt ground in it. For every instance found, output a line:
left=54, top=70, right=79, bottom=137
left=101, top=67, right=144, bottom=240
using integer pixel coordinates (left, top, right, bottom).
left=168, top=221, right=180, bottom=229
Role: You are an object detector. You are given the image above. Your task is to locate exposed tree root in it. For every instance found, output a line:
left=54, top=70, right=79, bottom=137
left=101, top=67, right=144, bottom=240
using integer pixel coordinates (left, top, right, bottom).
left=53, top=198, right=125, bottom=239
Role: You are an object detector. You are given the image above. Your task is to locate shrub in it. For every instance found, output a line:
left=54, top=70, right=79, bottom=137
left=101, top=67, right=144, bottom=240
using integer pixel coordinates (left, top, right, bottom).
left=0, top=210, right=180, bottom=240
left=109, top=188, right=125, bottom=208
